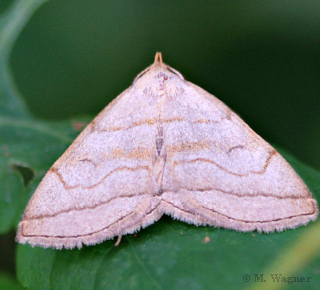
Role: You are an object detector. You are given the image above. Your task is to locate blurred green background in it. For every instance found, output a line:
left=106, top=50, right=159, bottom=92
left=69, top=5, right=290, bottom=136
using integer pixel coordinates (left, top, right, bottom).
left=7, top=0, right=320, bottom=170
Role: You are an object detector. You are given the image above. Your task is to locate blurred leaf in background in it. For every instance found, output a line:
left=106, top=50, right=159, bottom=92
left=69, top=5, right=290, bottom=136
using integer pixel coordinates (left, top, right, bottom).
left=0, top=0, right=88, bottom=289
left=0, top=0, right=319, bottom=289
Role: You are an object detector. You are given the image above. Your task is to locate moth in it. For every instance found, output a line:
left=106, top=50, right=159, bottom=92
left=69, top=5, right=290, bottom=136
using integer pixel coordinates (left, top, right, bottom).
left=16, top=53, right=318, bottom=249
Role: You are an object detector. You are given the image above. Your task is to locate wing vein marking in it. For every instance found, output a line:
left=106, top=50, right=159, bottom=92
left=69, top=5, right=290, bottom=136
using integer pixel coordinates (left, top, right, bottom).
left=173, top=149, right=277, bottom=177
left=226, top=145, right=245, bottom=154
left=94, top=117, right=226, bottom=133
left=22, top=202, right=161, bottom=239
left=180, top=187, right=311, bottom=199
left=50, top=165, right=150, bottom=190
left=97, top=117, right=186, bottom=132
left=26, top=192, right=150, bottom=221
left=162, top=200, right=317, bottom=224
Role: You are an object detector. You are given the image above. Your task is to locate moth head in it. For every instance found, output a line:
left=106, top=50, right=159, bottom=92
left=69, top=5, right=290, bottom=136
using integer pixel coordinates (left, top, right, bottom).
left=133, top=52, right=185, bottom=97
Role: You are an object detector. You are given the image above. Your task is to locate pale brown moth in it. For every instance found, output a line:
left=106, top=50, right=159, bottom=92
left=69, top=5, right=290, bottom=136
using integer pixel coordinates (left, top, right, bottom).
left=16, top=53, right=318, bottom=249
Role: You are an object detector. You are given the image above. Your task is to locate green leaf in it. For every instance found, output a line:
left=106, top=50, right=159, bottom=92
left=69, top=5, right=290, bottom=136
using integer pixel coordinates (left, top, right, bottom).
left=0, top=0, right=50, bottom=119
left=0, top=116, right=88, bottom=233
left=0, top=272, right=25, bottom=290
left=0, top=0, right=87, bottom=233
